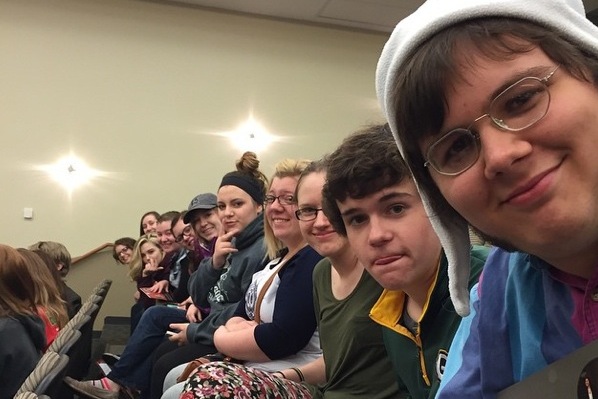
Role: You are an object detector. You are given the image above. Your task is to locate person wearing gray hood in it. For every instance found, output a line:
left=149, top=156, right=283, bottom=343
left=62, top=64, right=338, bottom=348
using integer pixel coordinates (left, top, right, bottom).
left=0, top=244, right=46, bottom=399
left=376, top=0, right=598, bottom=397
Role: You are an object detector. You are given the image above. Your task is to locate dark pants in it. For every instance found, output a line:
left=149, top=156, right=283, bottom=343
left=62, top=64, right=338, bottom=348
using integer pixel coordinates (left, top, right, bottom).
left=129, top=302, right=145, bottom=335
left=108, top=306, right=187, bottom=396
left=149, top=340, right=216, bottom=399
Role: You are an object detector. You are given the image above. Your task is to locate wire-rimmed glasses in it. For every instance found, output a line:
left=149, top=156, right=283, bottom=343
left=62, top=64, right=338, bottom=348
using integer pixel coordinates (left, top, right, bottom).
left=424, top=66, right=559, bottom=176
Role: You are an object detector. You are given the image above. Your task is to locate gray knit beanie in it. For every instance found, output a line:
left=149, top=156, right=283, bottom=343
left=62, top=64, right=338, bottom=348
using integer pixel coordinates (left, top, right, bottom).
left=376, top=0, right=598, bottom=316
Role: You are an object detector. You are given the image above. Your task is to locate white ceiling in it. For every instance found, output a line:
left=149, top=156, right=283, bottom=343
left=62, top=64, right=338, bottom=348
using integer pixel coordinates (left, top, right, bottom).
left=145, top=0, right=425, bottom=33
left=148, top=0, right=598, bottom=33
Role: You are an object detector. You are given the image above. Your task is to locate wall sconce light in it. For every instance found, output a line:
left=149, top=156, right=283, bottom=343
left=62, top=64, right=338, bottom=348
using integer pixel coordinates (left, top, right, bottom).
left=230, top=117, right=274, bottom=153
left=43, top=154, right=98, bottom=193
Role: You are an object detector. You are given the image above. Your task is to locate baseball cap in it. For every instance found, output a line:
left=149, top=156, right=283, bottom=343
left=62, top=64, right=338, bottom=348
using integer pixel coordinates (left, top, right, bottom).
left=183, top=193, right=217, bottom=224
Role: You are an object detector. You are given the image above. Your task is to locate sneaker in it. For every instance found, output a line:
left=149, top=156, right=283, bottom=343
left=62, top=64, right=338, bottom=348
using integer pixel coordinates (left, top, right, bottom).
left=96, top=360, right=112, bottom=377
left=64, top=376, right=119, bottom=399
left=120, top=386, right=141, bottom=399
left=102, top=352, right=121, bottom=367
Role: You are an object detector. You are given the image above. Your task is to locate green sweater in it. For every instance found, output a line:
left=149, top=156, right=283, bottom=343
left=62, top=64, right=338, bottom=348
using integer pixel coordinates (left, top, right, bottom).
left=370, top=246, right=489, bottom=399
left=306, top=258, right=399, bottom=399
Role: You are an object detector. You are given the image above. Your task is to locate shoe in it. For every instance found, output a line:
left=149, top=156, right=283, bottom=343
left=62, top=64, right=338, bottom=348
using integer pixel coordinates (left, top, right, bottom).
left=96, top=360, right=112, bottom=377
left=102, top=352, right=121, bottom=367
left=64, top=376, right=119, bottom=399
left=120, top=386, right=141, bottom=399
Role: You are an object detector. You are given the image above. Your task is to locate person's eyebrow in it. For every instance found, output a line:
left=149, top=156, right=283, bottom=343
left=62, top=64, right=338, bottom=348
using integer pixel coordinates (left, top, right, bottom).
left=340, top=207, right=361, bottom=219
left=439, top=65, right=554, bottom=136
left=487, top=65, right=552, bottom=103
left=340, top=191, right=412, bottom=218
left=297, top=202, right=318, bottom=209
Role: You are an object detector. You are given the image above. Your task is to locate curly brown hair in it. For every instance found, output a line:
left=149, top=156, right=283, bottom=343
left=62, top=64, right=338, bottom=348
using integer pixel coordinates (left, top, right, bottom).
left=322, top=124, right=411, bottom=236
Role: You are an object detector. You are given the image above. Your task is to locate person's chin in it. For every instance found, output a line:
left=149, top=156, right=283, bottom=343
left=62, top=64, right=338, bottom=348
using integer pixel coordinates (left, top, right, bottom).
left=202, top=227, right=215, bottom=237
left=224, top=222, right=239, bottom=231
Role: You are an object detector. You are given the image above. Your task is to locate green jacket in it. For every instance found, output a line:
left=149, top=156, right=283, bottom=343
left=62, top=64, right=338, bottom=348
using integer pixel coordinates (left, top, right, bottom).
left=369, top=246, right=488, bottom=399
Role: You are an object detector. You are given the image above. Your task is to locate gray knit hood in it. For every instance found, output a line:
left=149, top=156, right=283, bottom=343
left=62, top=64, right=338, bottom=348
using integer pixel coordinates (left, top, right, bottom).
left=376, top=0, right=598, bottom=316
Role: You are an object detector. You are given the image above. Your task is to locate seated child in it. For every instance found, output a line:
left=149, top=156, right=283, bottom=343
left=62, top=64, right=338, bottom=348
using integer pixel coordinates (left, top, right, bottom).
left=322, top=124, right=488, bottom=398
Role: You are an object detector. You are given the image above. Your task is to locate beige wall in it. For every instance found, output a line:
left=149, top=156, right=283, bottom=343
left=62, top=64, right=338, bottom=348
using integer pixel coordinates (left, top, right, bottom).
left=68, top=249, right=134, bottom=330
left=0, top=0, right=387, bottom=259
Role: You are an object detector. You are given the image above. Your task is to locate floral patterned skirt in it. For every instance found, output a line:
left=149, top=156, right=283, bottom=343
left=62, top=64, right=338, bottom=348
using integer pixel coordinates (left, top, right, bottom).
left=180, top=361, right=314, bottom=399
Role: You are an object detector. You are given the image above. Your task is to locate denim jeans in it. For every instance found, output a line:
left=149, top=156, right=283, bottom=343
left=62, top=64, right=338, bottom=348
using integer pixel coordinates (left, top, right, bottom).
left=130, top=301, right=145, bottom=335
left=108, top=305, right=187, bottom=393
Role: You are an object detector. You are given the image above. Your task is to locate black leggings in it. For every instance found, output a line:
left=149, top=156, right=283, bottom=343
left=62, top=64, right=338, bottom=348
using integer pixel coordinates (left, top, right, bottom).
left=149, top=340, right=216, bottom=399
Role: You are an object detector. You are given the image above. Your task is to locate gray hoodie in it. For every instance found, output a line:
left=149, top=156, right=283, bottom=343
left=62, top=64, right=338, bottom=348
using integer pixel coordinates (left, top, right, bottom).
left=187, top=215, right=266, bottom=345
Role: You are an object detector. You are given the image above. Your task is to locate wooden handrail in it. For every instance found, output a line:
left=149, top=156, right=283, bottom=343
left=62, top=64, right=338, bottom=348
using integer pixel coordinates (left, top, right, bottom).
left=72, top=242, right=113, bottom=264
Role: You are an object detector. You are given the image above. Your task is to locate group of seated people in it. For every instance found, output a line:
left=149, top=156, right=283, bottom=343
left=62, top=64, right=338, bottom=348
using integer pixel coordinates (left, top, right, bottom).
left=62, top=124, right=488, bottom=399
left=7, top=1, right=598, bottom=397
left=0, top=241, right=82, bottom=399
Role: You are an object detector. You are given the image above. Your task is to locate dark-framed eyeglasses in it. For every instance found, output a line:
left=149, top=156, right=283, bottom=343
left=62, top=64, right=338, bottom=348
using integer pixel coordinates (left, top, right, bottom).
left=423, top=65, right=559, bottom=176
left=264, top=194, right=296, bottom=206
left=117, top=247, right=132, bottom=256
left=175, top=225, right=193, bottom=243
left=295, top=207, right=323, bottom=221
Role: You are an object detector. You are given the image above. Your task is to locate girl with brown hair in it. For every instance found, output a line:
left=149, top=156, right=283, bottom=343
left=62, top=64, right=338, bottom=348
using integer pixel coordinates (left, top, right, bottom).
left=0, top=244, right=46, bottom=399
left=18, top=248, right=69, bottom=349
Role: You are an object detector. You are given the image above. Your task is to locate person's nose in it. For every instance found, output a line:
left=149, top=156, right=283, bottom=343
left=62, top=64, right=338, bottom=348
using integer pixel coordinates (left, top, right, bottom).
left=312, top=210, right=329, bottom=228
left=367, top=216, right=392, bottom=247
left=270, top=198, right=286, bottom=212
left=477, top=123, right=533, bottom=179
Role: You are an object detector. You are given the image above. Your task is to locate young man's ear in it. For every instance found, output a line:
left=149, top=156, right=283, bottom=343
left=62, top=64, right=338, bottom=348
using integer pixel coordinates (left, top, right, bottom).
left=56, top=262, right=65, bottom=271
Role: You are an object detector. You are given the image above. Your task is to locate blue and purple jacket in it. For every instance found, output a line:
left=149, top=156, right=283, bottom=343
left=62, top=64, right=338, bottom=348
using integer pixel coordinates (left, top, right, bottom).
left=437, top=247, right=598, bottom=399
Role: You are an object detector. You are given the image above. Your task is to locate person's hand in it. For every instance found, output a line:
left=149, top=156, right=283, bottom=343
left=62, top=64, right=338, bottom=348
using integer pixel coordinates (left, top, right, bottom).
left=149, top=279, right=169, bottom=293
left=211, top=230, right=239, bottom=269
left=168, top=323, right=190, bottom=346
left=186, top=303, right=202, bottom=323
left=142, top=257, right=163, bottom=276
left=224, top=317, right=257, bottom=332
left=180, top=297, right=193, bottom=307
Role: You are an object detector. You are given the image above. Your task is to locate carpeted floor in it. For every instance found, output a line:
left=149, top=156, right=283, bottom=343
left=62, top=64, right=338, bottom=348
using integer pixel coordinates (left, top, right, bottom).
left=88, top=316, right=130, bottom=379
left=98, top=316, right=130, bottom=355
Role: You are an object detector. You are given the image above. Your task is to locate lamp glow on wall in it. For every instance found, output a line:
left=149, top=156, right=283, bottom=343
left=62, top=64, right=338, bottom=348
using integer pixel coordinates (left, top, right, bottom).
left=42, top=154, right=99, bottom=194
left=230, top=117, right=274, bottom=153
